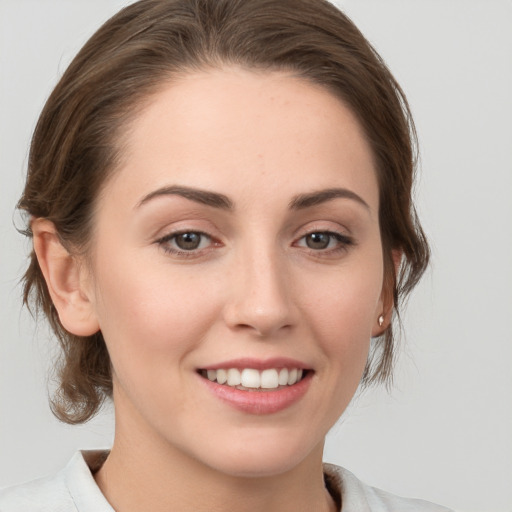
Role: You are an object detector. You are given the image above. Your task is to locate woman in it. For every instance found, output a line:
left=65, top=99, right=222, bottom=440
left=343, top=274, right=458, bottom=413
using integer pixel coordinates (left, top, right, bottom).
left=1, top=0, right=452, bottom=510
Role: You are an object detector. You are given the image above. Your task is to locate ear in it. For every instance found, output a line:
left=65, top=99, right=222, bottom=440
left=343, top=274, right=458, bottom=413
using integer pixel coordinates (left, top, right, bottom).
left=32, top=218, right=100, bottom=336
left=371, top=249, right=402, bottom=337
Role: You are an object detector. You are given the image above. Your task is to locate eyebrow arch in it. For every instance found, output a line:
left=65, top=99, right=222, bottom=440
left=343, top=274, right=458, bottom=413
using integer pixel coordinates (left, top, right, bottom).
left=289, top=188, right=370, bottom=211
left=136, top=185, right=233, bottom=210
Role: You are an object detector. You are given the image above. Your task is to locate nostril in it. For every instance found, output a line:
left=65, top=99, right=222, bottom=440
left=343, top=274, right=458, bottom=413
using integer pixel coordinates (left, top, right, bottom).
left=221, top=272, right=296, bottom=337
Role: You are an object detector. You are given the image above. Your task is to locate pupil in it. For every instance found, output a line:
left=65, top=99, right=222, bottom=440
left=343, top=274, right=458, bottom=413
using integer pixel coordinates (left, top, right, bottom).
left=307, top=233, right=330, bottom=249
left=176, top=233, right=201, bottom=250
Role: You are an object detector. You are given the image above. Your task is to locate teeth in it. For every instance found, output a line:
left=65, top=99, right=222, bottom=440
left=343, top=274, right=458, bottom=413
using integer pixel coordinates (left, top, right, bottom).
left=227, top=368, right=241, bottom=386
left=241, top=369, right=260, bottom=388
left=288, top=368, right=298, bottom=385
left=261, top=369, right=279, bottom=389
left=203, top=368, right=305, bottom=389
left=216, top=369, right=227, bottom=384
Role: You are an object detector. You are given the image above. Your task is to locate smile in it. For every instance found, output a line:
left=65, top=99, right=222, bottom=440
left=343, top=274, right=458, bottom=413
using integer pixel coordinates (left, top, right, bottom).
left=200, top=368, right=305, bottom=390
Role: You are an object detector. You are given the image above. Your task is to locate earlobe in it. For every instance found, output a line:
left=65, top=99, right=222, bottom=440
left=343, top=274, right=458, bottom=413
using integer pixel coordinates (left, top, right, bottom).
left=371, top=313, right=387, bottom=338
left=371, top=249, right=403, bottom=337
left=32, top=218, right=99, bottom=336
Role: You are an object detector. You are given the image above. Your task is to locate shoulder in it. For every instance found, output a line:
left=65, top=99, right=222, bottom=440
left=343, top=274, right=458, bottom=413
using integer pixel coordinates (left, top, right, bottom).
left=0, top=451, right=112, bottom=512
left=0, top=469, right=75, bottom=512
left=323, top=463, right=455, bottom=512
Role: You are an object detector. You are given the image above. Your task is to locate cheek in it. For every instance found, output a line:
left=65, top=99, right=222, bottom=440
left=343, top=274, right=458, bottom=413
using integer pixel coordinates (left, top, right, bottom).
left=90, top=252, right=222, bottom=371
left=298, top=258, right=383, bottom=365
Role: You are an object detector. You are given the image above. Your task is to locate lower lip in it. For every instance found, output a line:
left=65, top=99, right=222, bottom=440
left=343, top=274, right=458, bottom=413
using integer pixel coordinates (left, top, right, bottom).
left=199, top=372, right=312, bottom=415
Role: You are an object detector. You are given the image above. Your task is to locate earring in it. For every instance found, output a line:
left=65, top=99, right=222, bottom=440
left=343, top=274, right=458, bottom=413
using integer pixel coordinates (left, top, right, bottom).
left=378, top=315, right=384, bottom=327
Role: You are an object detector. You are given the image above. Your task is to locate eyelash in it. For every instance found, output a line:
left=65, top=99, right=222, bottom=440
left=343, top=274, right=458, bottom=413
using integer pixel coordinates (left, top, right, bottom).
left=156, top=230, right=217, bottom=258
left=155, top=230, right=354, bottom=258
left=295, top=231, right=354, bottom=255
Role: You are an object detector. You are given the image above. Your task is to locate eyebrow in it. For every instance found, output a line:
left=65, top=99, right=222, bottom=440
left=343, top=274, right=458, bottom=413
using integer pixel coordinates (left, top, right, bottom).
left=136, top=185, right=233, bottom=210
left=288, top=188, right=370, bottom=211
left=136, top=185, right=369, bottom=211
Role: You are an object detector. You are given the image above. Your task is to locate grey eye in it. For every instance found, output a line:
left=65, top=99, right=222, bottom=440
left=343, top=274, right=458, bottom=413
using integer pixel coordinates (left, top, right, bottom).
left=157, top=230, right=214, bottom=255
left=174, top=232, right=203, bottom=250
left=305, top=232, right=332, bottom=250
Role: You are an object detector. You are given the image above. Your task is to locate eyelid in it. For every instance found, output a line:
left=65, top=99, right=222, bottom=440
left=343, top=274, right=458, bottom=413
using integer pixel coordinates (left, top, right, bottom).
left=153, top=222, right=355, bottom=259
left=142, top=211, right=227, bottom=242
left=155, top=229, right=220, bottom=258
left=293, top=219, right=353, bottom=239
left=293, top=226, right=355, bottom=256
left=298, top=230, right=353, bottom=244
left=295, top=230, right=351, bottom=244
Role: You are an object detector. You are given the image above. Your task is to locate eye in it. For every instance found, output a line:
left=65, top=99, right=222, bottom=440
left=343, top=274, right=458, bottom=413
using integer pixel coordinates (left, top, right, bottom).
left=304, top=232, right=333, bottom=250
left=296, top=231, right=353, bottom=252
left=157, top=231, right=213, bottom=254
left=173, top=232, right=206, bottom=250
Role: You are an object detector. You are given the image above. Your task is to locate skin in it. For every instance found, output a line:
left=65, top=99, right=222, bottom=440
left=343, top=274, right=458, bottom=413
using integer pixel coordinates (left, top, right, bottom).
left=34, top=67, right=389, bottom=512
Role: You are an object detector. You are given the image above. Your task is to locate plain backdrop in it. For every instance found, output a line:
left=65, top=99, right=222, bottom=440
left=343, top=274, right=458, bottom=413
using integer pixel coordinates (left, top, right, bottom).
left=1, top=1, right=511, bottom=511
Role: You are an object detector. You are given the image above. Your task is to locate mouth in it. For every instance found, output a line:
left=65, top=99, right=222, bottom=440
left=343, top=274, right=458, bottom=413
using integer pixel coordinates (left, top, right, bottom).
left=197, top=359, right=313, bottom=414
left=198, top=367, right=309, bottom=391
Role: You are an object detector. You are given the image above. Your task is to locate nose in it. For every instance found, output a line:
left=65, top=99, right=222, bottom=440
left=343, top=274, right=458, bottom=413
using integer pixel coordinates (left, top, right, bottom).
left=222, top=244, right=296, bottom=338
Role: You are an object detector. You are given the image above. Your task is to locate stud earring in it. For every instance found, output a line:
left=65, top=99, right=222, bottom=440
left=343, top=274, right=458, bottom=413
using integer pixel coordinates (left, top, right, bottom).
left=378, top=315, right=384, bottom=327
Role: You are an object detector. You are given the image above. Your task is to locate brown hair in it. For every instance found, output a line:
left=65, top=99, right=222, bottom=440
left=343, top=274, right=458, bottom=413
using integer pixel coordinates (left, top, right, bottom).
left=18, top=0, right=429, bottom=423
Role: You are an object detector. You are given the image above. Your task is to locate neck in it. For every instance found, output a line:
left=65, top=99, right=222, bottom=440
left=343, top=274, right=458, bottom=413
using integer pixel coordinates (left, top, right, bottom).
left=94, top=414, right=337, bottom=512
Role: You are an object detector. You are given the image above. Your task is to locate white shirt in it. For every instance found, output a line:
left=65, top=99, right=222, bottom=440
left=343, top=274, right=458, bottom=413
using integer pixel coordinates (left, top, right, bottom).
left=0, top=451, right=454, bottom=511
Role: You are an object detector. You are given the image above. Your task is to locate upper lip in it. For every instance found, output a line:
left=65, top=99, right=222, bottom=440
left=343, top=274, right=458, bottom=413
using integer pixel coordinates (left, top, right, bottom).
left=199, top=357, right=311, bottom=371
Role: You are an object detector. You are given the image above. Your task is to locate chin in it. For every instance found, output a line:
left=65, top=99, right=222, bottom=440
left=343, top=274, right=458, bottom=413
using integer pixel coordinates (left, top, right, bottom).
left=192, top=431, right=323, bottom=478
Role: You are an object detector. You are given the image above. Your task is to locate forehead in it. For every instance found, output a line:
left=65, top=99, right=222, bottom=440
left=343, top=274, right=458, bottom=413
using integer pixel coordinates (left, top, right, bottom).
left=103, top=66, right=378, bottom=212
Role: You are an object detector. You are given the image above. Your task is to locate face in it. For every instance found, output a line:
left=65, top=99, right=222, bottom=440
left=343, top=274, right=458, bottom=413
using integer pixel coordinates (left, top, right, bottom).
left=82, top=67, right=385, bottom=477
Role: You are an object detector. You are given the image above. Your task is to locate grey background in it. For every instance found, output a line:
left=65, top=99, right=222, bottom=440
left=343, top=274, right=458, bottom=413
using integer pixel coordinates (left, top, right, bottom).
left=1, top=1, right=511, bottom=511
